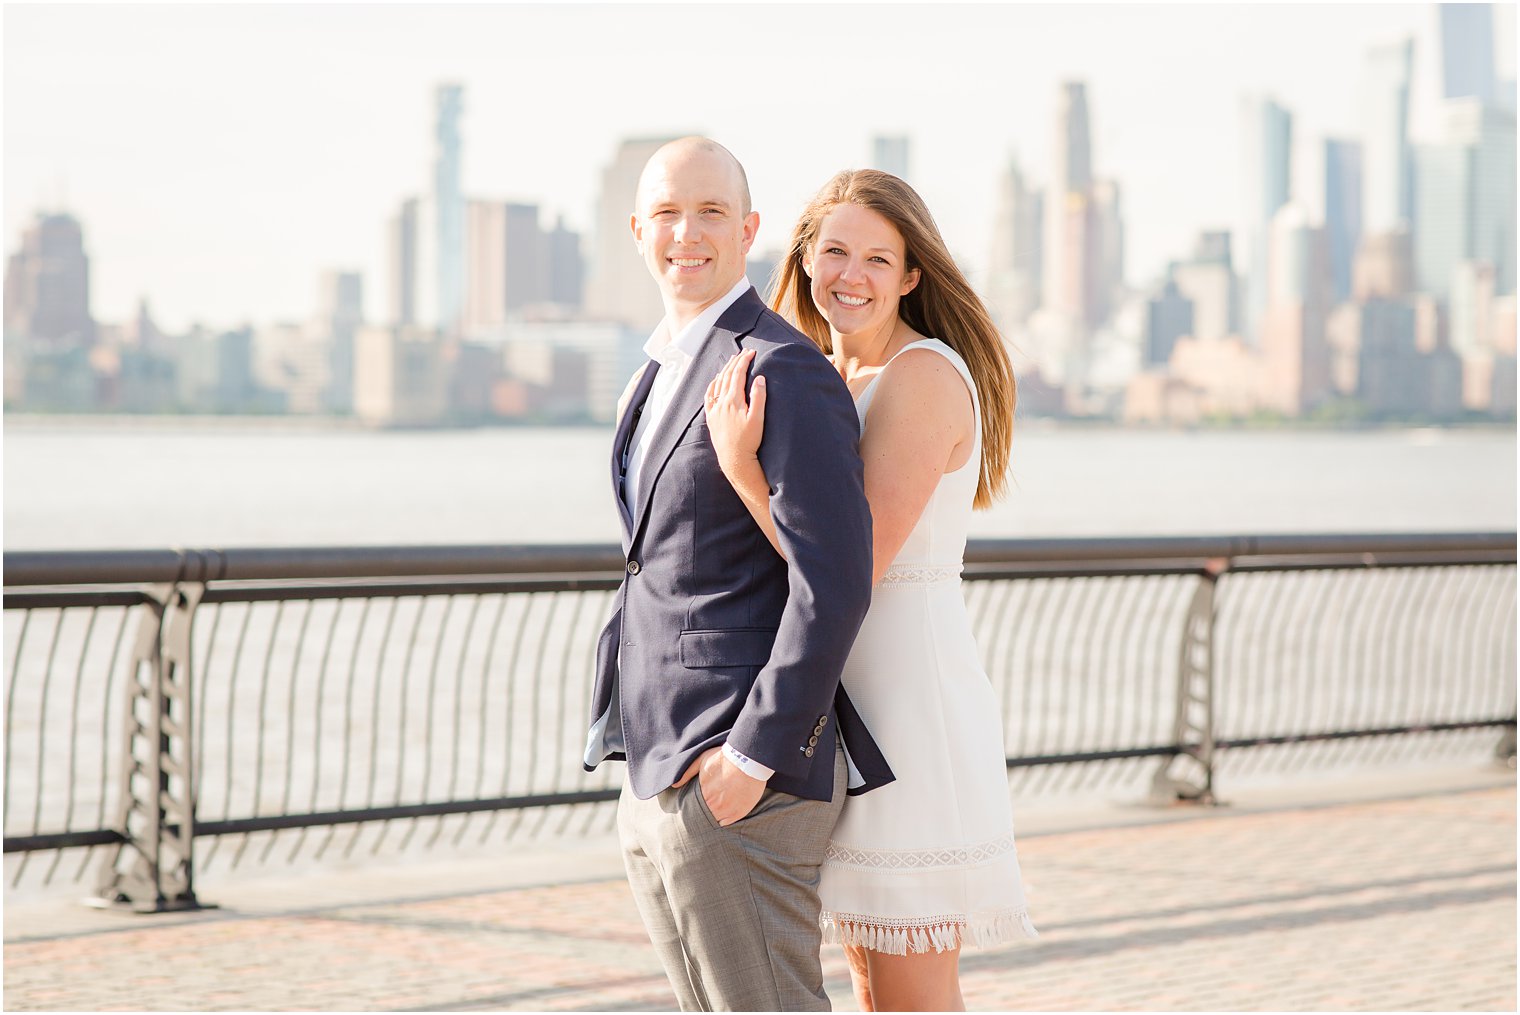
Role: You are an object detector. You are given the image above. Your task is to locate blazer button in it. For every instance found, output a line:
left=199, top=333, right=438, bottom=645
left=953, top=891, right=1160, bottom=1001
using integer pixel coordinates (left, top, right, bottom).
left=626, top=560, right=641, bottom=575
left=808, top=735, right=819, bottom=747
left=803, top=746, right=814, bottom=758
left=818, top=715, right=829, bottom=727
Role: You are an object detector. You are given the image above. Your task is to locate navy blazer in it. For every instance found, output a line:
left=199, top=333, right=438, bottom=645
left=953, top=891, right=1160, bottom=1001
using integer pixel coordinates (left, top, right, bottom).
left=583, top=286, right=894, bottom=802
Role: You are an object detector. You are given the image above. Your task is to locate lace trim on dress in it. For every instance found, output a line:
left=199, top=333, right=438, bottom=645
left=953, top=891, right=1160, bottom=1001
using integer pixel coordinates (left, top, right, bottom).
left=876, top=563, right=961, bottom=587
left=819, top=908, right=1039, bottom=955
left=825, top=833, right=1019, bottom=870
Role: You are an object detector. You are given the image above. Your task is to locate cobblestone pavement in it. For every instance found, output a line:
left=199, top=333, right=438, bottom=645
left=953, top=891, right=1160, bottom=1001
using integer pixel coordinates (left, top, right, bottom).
left=5, top=778, right=1514, bottom=1012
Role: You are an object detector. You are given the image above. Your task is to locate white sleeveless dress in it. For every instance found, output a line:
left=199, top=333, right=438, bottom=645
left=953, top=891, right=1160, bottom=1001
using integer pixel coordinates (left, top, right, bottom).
left=819, top=338, right=1038, bottom=955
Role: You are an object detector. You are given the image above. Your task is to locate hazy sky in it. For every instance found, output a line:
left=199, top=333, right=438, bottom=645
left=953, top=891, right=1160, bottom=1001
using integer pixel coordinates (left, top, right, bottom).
left=5, top=3, right=1514, bottom=333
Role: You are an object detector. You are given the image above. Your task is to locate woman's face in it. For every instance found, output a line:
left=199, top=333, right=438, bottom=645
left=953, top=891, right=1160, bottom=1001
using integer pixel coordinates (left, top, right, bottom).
left=803, top=203, right=921, bottom=341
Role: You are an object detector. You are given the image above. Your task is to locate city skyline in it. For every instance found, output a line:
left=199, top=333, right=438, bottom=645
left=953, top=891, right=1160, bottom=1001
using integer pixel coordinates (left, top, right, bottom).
left=7, top=4, right=1510, bottom=334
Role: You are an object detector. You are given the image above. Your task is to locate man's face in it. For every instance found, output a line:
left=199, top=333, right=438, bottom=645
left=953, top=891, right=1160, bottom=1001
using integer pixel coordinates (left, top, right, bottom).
left=631, top=149, right=759, bottom=321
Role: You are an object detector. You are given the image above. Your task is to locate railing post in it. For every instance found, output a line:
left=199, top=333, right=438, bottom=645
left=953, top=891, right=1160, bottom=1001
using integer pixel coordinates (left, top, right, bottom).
left=1151, top=557, right=1228, bottom=804
left=91, top=579, right=209, bottom=912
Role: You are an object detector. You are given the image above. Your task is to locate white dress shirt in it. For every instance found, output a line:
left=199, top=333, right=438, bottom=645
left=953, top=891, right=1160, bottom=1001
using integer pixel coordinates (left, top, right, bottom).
left=622, top=276, right=775, bottom=784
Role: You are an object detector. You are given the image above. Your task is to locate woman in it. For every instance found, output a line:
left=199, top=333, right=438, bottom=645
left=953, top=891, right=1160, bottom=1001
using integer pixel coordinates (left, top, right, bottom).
left=703, top=169, right=1037, bottom=1012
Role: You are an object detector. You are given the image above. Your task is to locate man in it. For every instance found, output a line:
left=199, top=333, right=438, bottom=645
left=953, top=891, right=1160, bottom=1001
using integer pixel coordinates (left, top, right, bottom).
left=583, top=137, right=892, bottom=1011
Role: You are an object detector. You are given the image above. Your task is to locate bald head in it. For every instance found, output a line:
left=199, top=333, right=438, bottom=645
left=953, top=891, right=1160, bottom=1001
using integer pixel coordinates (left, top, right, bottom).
left=636, top=137, right=752, bottom=216
left=630, top=136, right=760, bottom=330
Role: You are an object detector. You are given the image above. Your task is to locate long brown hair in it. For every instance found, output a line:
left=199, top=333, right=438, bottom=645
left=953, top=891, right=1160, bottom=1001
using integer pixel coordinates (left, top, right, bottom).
left=771, top=169, right=1016, bottom=509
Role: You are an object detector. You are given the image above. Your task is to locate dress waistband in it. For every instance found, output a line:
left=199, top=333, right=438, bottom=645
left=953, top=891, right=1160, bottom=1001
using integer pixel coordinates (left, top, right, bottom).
left=876, top=563, right=962, bottom=588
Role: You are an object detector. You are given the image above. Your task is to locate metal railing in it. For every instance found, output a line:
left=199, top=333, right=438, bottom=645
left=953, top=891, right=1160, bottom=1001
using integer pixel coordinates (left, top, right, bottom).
left=5, top=533, right=1516, bottom=911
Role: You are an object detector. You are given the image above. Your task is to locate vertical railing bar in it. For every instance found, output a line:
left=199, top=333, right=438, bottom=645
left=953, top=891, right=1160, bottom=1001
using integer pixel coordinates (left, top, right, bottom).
left=1361, top=569, right=1412, bottom=769
left=482, top=593, right=536, bottom=845
left=372, top=595, right=426, bottom=856
left=1414, top=567, right=1461, bottom=761
left=983, top=581, right=1018, bottom=742
left=1095, top=575, right=1150, bottom=792
left=262, top=598, right=317, bottom=863
left=231, top=600, right=287, bottom=871
left=1028, top=577, right=1080, bottom=797
left=432, top=594, right=483, bottom=849
left=402, top=595, right=458, bottom=851
left=1222, top=568, right=1272, bottom=779
left=345, top=595, right=399, bottom=860
left=1245, top=570, right=1293, bottom=777
left=459, top=593, right=510, bottom=847
left=1307, top=568, right=1351, bottom=770
left=75, top=606, right=132, bottom=883
left=1273, top=570, right=1320, bottom=776
left=520, top=592, right=564, bottom=840
left=1135, top=575, right=1179, bottom=785
left=1386, top=568, right=1439, bottom=766
left=4, top=609, right=39, bottom=833
left=1061, top=577, right=1107, bottom=794
left=285, top=598, right=343, bottom=862
left=1081, top=577, right=1130, bottom=790
left=22, top=609, right=70, bottom=876
left=44, top=608, right=102, bottom=885
left=201, top=602, right=255, bottom=875
left=1019, top=577, right=1068, bottom=798
left=1415, top=565, right=1466, bottom=764
left=1469, top=567, right=1514, bottom=756
left=1070, top=574, right=1130, bottom=796
left=1322, top=568, right=1371, bottom=774
left=553, top=591, right=594, bottom=837
left=317, top=596, right=372, bottom=861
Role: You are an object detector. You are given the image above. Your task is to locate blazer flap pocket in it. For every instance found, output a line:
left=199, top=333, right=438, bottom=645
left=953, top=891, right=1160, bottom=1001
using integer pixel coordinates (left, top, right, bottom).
left=679, top=627, right=777, bottom=669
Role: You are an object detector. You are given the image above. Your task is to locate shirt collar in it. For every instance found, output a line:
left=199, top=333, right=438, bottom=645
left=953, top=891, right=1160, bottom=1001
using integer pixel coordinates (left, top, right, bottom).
left=643, top=276, right=754, bottom=364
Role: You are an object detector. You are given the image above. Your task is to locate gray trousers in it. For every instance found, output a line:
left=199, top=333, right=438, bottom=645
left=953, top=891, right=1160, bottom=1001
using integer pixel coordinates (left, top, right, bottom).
left=618, top=747, right=846, bottom=1012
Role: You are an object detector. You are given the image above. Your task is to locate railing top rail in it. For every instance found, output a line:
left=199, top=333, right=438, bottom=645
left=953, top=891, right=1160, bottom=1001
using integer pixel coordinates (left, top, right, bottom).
left=4, top=532, right=1515, bottom=587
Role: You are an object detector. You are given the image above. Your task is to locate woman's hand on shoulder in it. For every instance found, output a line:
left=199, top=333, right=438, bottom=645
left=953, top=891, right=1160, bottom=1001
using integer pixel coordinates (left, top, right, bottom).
left=703, top=348, right=767, bottom=479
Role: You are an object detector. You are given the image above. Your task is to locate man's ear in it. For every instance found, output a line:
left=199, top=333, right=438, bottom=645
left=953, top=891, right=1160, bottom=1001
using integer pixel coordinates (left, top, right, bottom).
left=740, top=210, right=760, bottom=256
left=629, top=212, right=642, bottom=251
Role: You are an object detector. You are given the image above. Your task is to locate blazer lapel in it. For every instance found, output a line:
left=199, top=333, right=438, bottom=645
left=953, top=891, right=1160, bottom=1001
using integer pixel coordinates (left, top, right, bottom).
left=628, top=290, right=765, bottom=544
left=612, top=360, right=660, bottom=541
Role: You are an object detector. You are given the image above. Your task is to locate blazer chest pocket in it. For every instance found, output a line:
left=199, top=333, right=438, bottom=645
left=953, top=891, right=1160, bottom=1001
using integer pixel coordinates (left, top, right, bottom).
left=679, top=627, right=777, bottom=669
left=673, top=418, right=710, bottom=449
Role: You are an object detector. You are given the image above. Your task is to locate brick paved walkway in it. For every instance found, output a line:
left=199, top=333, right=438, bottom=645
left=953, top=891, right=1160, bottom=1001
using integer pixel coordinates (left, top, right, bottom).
left=5, top=777, right=1514, bottom=1011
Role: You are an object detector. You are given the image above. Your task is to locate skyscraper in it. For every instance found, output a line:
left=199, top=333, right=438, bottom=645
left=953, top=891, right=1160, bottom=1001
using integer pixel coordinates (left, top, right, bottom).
left=1042, top=82, right=1093, bottom=320
left=1361, top=39, right=1414, bottom=235
left=389, top=198, right=419, bottom=327
left=1145, top=271, right=1193, bottom=366
left=1237, top=94, right=1293, bottom=342
left=433, top=84, right=465, bottom=336
left=316, top=270, right=362, bottom=413
left=1261, top=202, right=1332, bottom=413
left=870, top=134, right=911, bottom=181
left=547, top=215, right=584, bottom=310
left=1173, top=231, right=1236, bottom=343
left=1444, top=98, right=1518, bottom=295
left=1090, top=179, right=1124, bottom=324
left=1440, top=3, right=1496, bottom=103
left=1412, top=141, right=1475, bottom=299
left=586, top=136, right=680, bottom=333
left=986, top=156, right=1043, bottom=332
left=1323, top=139, right=1363, bottom=303
left=4, top=212, right=94, bottom=345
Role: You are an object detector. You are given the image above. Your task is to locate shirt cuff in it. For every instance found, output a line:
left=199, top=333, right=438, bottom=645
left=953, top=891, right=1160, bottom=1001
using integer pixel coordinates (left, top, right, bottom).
left=722, top=742, right=775, bottom=782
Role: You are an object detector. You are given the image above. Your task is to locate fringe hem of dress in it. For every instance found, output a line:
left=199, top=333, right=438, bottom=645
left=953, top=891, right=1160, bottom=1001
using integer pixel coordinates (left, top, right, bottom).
left=818, top=909, right=1038, bottom=955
